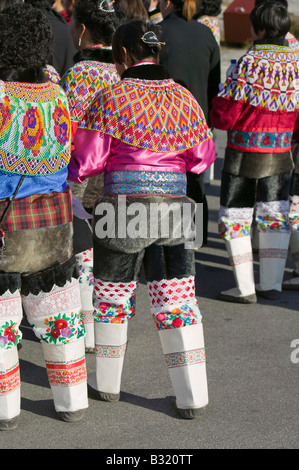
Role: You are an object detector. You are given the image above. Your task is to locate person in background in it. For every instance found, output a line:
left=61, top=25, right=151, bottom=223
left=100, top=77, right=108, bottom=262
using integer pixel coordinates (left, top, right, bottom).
left=52, top=0, right=64, bottom=14
left=148, top=0, right=163, bottom=23
left=52, top=0, right=73, bottom=23
left=68, top=20, right=216, bottom=418
left=159, top=0, right=221, bottom=246
left=193, top=0, right=222, bottom=186
left=60, top=0, right=120, bottom=352
left=25, top=0, right=76, bottom=77
left=114, top=0, right=149, bottom=22
left=253, top=0, right=299, bottom=290
left=194, top=0, right=222, bottom=46
left=254, top=0, right=298, bottom=56
left=0, top=3, right=88, bottom=431
left=211, top=2, right=299, bottom=303
left=61, top=0, right=75, bottom=23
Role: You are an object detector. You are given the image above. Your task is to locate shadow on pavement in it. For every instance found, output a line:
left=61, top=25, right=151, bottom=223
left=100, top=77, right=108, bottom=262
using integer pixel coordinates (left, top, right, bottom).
left=21, top=397, right=58, bottom=420
left=89, top=391, right=180, bottom=419
left=19, top=359, right=49, bottom=388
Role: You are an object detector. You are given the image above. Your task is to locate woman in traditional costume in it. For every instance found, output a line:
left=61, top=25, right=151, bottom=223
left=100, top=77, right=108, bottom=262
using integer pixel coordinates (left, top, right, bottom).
left=252, top=1, right=299, bottom=290
left=61, top=0, right=120, bottom=352
left=0, top=3, right=88, bottom=430
left=211, top=2, right=299, bottom=303
left=68, top=20, right=216, bottom=418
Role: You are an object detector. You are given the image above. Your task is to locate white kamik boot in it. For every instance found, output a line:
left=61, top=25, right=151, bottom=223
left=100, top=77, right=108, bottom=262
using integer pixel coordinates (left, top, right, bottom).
left=159, top=323, right=208, bottom=419
left=88, top=321, right=128, bottom=401
left=89, top=278, right=137, bottom=401
left=0, top=347, right=20, bottom=430
left=217, top=236, right=257, bottom=304
left=257, top=231, right=290, bottom=299
left=0, top=288, right=23, bottom=431
left=22, top=278, right=88, bottom=422
left=42, top=338, right=88, bottom=421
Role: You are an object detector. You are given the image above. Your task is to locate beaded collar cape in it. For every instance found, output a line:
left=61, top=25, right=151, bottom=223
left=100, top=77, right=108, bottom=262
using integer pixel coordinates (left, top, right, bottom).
left=219, top=41, right=299, bottom=113
left=0, top=80, right=71, bottom=176
left=79, top=64, right=212, bottom=153
left=60, top=45, right=119, bottom=124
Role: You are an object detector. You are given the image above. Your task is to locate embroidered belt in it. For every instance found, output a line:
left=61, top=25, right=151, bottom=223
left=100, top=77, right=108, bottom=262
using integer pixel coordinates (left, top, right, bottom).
left=0, top=186, right=72, bottom=232
left=228, top=130, right=293, bottom=152
left=104, top=171, right=187, bottom=196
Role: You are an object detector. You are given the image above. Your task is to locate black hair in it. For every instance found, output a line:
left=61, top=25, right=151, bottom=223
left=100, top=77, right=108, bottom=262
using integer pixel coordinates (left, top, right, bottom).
left=112, top=20, right=162, bottom=65
left=254, top=0, right=288, bottom=8
left=0, top=3, right=53, bottom=68
left=72, top=0, right=119, bottom=45
left=114, top=0, right=149, bottom=22
left=142, top=0, right=150, bottom=11
left=24, top=0, right=55, bottom=6
left=197, top=0, right=222, bottom=17
left=250, top=1, right=290, bottom=38
left=0, top=0, right=22, bottom=11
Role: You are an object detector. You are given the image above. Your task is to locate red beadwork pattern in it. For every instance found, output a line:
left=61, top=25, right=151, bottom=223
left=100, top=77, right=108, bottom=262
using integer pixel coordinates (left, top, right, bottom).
left=94, top=279, right=137, bottom=302
left=148, top=277, right=195, bottom=308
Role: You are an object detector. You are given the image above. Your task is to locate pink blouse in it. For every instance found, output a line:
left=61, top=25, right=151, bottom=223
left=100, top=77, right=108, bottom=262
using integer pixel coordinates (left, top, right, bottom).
left=68, top=128, right=216, bottom=184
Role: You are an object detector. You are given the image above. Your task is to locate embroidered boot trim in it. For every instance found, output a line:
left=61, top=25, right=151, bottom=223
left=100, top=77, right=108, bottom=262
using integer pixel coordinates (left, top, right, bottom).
left=76, top=248, right=94, bottom=288
left=259, top=248, right=288, bottom=259
left=95, top=343, right=127, bottom=359
left=93, top=278, right=138, bottom=303
left=164, top=348, right=206, bottom=368
left=147, top=277, right=202, bottom=330
left=81, top=310, right=94, bottom=324
left=289, top=195, right=299, bottom=231
left=0, top=362, right=20, bottom=395
left=218, top=206, right=253, bottom=240
left=45, top=356, right=87, bottom=387
left=256, top=200, right=290, bottom=232
left=147, top=276, right=195, bottom=309
left=229, top=252, right=253, bottom=266
left=0, top=290, right=23, bottom=350
left=93, top=279, right=137, bottom=324
left=22, top=279, right=85, bottom=344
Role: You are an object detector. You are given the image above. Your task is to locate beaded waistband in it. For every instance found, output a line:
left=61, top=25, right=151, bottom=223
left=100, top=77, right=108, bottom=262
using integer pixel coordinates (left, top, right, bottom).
left=228, top=130, right=292, bottom=152
left=104, top=171, right=187, bottom=196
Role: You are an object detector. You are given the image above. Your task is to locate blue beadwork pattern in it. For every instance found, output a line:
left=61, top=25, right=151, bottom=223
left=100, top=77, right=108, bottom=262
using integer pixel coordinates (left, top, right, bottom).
left=104, top=171, right=187, bottom=196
